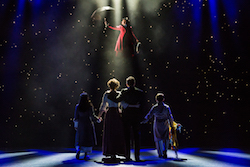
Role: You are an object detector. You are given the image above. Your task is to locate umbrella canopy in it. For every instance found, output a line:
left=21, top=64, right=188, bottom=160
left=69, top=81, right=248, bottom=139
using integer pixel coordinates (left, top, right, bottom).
left=91, top=6, right=115, bottom=21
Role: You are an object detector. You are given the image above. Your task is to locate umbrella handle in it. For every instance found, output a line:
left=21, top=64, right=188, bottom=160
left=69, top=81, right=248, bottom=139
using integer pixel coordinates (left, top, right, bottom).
left=104, top=18, right=109, bottom=27
left=136, top=42, right=141, bottom=53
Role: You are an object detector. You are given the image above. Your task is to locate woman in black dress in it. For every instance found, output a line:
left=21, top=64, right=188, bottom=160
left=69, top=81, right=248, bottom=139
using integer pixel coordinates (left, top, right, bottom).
left=98, top=78, right=126, bottom=162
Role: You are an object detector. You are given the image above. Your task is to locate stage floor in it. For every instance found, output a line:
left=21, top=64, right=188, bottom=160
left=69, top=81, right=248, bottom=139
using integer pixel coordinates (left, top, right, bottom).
left=0, top=148, right=249, bottom=167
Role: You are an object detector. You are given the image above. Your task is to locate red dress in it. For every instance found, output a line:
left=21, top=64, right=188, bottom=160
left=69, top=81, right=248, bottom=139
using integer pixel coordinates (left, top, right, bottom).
left=108, top=25, right=138, bottom=56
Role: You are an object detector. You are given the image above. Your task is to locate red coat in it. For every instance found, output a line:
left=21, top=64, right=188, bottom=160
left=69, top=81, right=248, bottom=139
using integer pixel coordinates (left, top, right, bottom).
left=108, top=25, right=138, bottom=56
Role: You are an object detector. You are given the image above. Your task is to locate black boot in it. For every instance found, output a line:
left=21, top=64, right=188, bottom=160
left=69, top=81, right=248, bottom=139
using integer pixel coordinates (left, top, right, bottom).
left=163, top=151, right=167, bottom=159
left=84, top=152, right=88, bottom=160
left=76, top=150, right=80, bottom=160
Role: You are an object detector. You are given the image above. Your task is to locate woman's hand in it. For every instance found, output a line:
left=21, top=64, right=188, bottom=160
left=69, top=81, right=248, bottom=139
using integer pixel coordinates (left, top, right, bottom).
left=97, top=116, right=103, bottom=123
left=140, top=119, right=148, bottom=124
left=97, top=110, right=104, bottom=123
left=73, top=120, right=78, bottom=130
left=104, top=18, right=109, bottom=27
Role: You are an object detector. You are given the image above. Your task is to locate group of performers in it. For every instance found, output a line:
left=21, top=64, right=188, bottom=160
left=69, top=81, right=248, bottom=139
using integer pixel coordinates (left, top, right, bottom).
left=73, top=76, right=182, bottom=162
left=73, top=11, right=181, bottom=162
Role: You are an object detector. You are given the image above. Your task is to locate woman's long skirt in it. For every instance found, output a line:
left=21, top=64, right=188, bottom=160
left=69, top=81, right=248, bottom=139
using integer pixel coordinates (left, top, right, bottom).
left=102, top=107, right=126, bottom=156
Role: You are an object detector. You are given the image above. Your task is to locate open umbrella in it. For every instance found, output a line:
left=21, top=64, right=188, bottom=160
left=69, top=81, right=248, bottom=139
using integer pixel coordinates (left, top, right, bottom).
left=91, top=6, right=115, bottom=21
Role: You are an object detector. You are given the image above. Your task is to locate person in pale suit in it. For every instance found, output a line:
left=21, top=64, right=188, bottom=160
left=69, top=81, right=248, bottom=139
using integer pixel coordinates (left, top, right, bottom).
left=142, top=93, right=174, bottom=158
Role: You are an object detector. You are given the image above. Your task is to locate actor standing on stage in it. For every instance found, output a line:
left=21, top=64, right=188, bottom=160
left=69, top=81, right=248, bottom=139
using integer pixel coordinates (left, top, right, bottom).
left=104, top=17, right=139, bottom=56
left=73, top=92, right=99, bottom=160
left=110, top=76, right=144, bottom=161
left=98, top=78, right=126, bottom=162
left=142, top=93, right=174, bottom=159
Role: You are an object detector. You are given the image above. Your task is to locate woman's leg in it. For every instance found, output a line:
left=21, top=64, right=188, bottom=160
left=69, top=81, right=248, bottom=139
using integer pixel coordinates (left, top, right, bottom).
left=155, top=140, right=163, bottom=157
left=162, top=139, right=169, bottom=158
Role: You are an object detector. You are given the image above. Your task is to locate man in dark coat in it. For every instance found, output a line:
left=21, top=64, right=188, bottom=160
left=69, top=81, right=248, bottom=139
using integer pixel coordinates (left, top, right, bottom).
left=109, top=76, right=144, bottom=161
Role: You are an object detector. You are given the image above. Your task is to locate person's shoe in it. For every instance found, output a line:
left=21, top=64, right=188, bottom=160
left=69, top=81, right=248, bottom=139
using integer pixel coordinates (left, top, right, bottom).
left=111, top=155, right=116, bottom=159
left=135, top=157, right=141, bottom=162
left=102, top=155, right=119, bottom=163
left=125, top=157, right=132, bottom=162
left=76, top=150, right=80, bottom=160
left=84, top=153, right=90, bottom=160
left=163, top=153, right=167, bottom=159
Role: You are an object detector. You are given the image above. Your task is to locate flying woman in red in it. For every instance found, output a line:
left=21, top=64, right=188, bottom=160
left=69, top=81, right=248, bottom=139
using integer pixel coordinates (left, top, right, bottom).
left=104, top=17, right=139, bottom=56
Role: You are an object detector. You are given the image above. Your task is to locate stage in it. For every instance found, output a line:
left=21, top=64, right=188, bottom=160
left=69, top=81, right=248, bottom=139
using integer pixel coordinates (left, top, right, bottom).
left=0, top=148, right=249, bottom=167
left=1, top=1, right=250, bottom=166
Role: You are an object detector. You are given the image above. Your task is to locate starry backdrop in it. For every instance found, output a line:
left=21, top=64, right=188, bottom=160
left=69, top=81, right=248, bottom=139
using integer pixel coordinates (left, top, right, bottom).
left=0, top=0, right=249, bottom=150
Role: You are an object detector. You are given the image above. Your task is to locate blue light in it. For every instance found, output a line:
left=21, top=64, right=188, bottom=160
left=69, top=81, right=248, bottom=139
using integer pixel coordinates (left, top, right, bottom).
left=34, top=0, right=42, bottom=6
left=189, top=0, right=202, bottom=50
left=220, top=148, right=244, bottom=153
left=221, top=0, right=239, bottom=24
left=208, top=0, right=224, bottom=60
left=178, top=147, right=200, bottom=154
left=208, top=0, right=219, bottom=38
left=217, top=148, right=250, bottom=166
left=17, top=0, right=26, bottom=15
left=25, top=149, right=55, bottom=155
left=190, top=0, right=202, bottom=23
left=2, top=0, right=26, bottom=102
